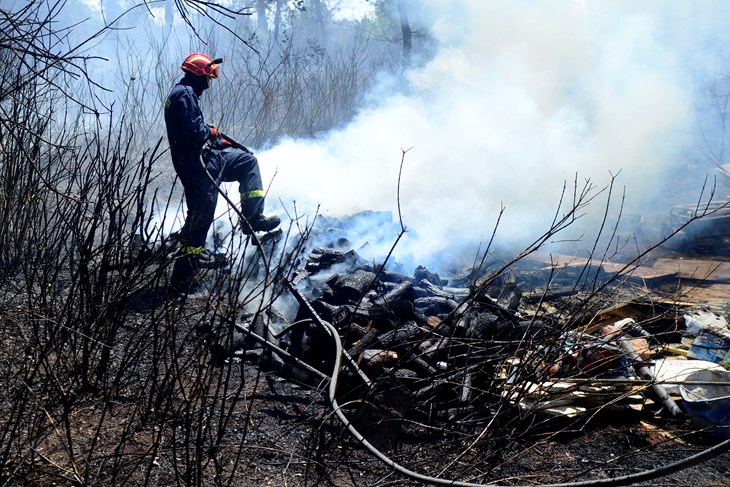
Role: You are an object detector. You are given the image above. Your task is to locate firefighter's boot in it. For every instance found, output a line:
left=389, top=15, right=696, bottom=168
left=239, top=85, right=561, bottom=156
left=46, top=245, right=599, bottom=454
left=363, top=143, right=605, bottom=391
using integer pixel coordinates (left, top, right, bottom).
left=170, top=251, right=202, bottom=294
left=240, top=196, right=280, bottom=235
left=240, top=214, right=281, bottom=234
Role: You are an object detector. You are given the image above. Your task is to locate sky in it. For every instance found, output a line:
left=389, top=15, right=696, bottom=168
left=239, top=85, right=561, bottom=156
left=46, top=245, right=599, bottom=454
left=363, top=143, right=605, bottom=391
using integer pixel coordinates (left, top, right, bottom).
left=48, top=0, right=730, bottom=273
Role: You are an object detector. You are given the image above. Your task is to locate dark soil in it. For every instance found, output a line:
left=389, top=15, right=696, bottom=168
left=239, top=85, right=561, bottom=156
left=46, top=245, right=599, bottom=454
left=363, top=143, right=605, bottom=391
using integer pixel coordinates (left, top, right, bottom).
left=1, top=257, right=729, bottom=486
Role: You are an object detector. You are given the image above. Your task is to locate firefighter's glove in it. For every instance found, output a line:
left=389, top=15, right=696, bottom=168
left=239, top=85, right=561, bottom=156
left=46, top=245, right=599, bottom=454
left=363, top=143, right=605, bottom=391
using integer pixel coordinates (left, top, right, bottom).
left=209, top=126, right=221, bottom=140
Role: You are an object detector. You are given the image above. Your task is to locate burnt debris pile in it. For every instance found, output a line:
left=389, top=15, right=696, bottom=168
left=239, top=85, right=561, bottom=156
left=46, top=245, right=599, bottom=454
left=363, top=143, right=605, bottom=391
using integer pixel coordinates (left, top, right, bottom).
left=210, top=211, right=730, bottom=452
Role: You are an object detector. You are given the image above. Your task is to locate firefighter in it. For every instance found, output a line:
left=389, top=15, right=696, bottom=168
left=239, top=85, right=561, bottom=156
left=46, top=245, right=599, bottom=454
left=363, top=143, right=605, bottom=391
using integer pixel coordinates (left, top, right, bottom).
left=165, top=52, right=280, bottom=292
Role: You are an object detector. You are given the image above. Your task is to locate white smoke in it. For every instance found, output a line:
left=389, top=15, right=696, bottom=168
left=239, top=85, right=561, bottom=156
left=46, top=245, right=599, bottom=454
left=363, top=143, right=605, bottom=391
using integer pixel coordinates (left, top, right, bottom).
left=56, top=0, right=730, bottom=272
left=217, top=1, right=730, bottom=272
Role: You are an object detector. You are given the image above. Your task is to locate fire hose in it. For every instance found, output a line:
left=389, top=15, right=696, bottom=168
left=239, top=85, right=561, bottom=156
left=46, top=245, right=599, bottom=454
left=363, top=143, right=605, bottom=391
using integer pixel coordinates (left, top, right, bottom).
left=204, top=122, right=255, bottom=153
left=216, top=130, right=254, bottom=154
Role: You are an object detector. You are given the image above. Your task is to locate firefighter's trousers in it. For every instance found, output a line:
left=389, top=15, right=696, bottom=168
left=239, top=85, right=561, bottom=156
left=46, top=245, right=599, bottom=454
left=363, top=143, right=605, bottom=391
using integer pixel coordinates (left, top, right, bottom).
left=178, top=147, right=264, bottom=249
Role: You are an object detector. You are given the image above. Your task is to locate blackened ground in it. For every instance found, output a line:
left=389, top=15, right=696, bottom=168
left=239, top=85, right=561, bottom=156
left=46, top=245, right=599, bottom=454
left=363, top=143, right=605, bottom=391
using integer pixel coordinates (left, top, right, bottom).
left=1, top=262, right=729, bottom=487
left=169, top=357, right=730, bottom=487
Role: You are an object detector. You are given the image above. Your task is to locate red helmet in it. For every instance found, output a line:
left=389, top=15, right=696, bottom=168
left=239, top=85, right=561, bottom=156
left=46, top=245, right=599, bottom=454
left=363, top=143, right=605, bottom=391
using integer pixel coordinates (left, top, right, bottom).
left=181, top=53, right=222, bottom=78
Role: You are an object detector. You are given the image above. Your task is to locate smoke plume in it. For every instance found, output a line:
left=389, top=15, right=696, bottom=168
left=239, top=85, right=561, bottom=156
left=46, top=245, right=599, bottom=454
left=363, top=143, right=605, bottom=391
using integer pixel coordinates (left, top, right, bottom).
left=232, top=1, right=730, bottom=272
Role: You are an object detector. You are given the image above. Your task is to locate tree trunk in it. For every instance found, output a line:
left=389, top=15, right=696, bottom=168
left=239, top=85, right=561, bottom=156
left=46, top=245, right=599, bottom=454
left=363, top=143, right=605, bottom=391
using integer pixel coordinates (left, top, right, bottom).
left=256, top=0, right=268, bottom=34
left=397, top=0, right=412, bottom=69
left=165, top=0, right=173, bottom=31
left=311, top=0, right=328, bottom=48
left=273, top=0, right=284, bottom=43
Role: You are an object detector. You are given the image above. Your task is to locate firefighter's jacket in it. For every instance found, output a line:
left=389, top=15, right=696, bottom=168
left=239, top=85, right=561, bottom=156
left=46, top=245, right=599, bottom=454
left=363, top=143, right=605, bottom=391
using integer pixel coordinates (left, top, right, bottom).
left=164, top=78, right=210, bottom=187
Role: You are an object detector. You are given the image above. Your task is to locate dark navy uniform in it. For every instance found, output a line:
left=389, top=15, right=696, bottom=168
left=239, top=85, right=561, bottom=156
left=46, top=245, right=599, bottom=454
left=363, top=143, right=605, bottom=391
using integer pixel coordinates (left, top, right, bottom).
left=164, top=76, right=265, bottom=253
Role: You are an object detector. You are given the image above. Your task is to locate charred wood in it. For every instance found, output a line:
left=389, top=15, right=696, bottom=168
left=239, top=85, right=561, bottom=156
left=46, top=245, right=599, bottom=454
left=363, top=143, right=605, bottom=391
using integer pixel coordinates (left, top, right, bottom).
left=375, top=299, right=427, bottom=325
left=380, top=281, right=400, bottom=294
left=414, top=279, right=470, bottom=300
left=343, top=322, right=368, bottom=343
left=323, top=269, right=378, bottom=304
left=380, top=280, right=415, bottom=303
left=396, top=351, right=438, bottom=377
left=310, top=299, right=340, bottom=323
left=464, top=310, right=501, bottom=341
left=414, top=265, right=447, bottom=286
left=487, top=281, right=523, bottom=312
left=379, top=269, right=413, bottom=284
left=347, top=321, right=435, bottom=375
left=422, top=316, right=454, bottom=338
left=377, top=321, right=427, bottom=351
left=348, top=328, right=381, bottom=359
left=208, top=312, right=276, bottom=365
left=266, top=306, right=292, bottom=331
left=305, top=247, right=369, bottom=273
left=460, top=371, right=473, bottom=403
left=365, top=303, right=396, bottom=320
left=209, top=328, right=250, bottom=366
left=419, top=337, right=452, bottom=362
left=413, top=296, right=459, bottom=316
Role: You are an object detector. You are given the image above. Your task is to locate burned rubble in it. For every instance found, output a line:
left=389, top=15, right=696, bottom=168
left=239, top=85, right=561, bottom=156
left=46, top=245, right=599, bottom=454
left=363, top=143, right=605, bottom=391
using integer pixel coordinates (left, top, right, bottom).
left=177, top=205, right=730, bottom=487
left=208, top=223, right=730, bottom=460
